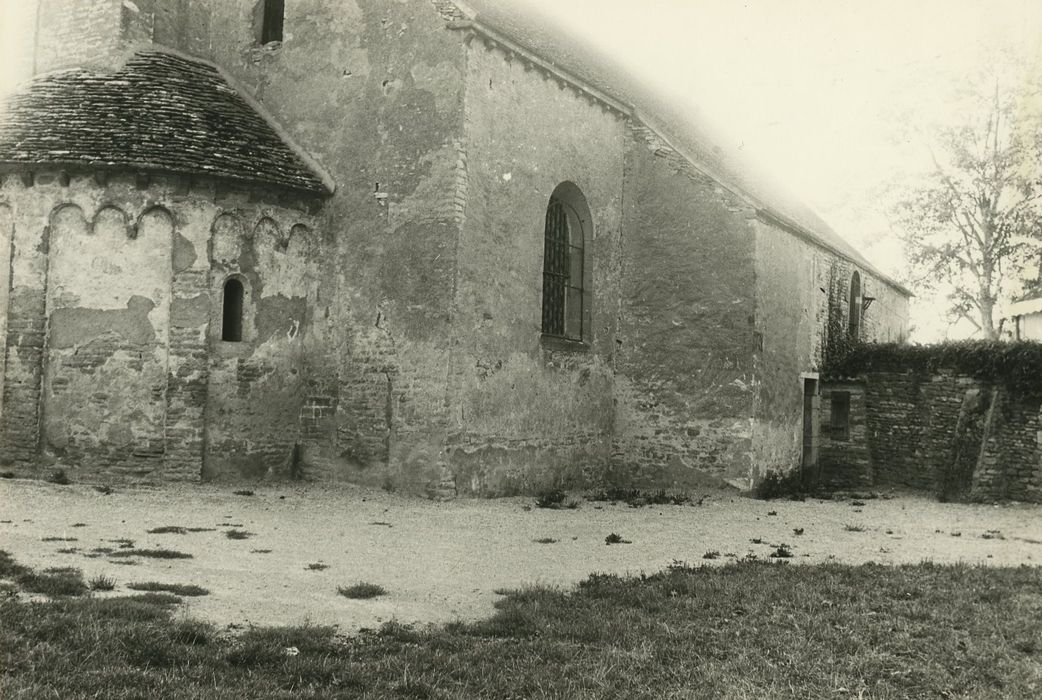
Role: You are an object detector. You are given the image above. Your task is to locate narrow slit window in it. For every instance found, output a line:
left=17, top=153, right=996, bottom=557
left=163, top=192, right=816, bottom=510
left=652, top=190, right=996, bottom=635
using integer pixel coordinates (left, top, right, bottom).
left=830, top=391, right=850, bottom=441
left=222, top=278, right=244, bottom=342
left=260, top=0, right=285, bottom=44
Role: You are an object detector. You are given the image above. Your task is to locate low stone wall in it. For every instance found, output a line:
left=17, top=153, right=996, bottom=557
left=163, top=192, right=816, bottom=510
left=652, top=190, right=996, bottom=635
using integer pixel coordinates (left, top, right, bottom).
left=820, top=371, right=1042, bottom=502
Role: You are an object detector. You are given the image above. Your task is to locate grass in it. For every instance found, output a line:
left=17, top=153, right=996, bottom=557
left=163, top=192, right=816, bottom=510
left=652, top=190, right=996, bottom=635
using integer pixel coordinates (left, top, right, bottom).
left=533, top=537, right=558, bottom=544
left=126, top=582, right=209, bottom=597
left=225, top=529, right=253, bottom=540
left=17, top=567, right=89, bottom=597
left=533, top=489, right=581, bottom=509
left=337, top=582, right=387, bottom=600
left=305, top=563, right=329, bottom=571
left=1, top=556, right=1039, bottom=698
left=586, top=488, right=692, bottom=507
left=109, top=549, right=193, bottom=560
left=147, top=526, right=217, bottom=535
left=41, top=536, right=77, bottom=542
left=47, top=469, right=71, bottom=485
left=604, top=533, right=631, bottom=545
left=233, top=490, right=255, bottom=496
left=844, top=523, right=867, bottom=532
left=89, top=575, right=116, bottom=592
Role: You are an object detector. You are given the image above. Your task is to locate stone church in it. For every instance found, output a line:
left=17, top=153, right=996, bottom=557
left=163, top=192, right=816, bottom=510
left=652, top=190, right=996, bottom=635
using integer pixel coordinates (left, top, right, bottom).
left=0, top=0, right=910, bottom=495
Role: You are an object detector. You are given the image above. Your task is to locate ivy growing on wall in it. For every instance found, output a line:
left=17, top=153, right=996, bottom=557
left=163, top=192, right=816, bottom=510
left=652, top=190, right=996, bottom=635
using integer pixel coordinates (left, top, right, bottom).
left=824, top=340, right=1042, bottom=386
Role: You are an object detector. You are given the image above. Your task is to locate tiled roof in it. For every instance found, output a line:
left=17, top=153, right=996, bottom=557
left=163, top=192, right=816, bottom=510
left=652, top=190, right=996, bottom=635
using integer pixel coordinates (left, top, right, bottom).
left=445, top=0, right=909, bottom=295
left=0, top=50, right=331, bottom=195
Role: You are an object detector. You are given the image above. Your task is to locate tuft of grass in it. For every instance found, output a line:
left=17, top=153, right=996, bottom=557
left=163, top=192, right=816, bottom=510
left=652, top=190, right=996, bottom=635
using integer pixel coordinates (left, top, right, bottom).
left=0, top=550, right=32, bottom=579
left=305, top=563, right=329, bottom=571
left=337, top=582, right=387, bottom=600
left=89, top=575, right=116, bottom=591
left=126, top=582, right=209, bottom=597
left=147, top=526, right=187, bottom=535
left=703, top=550, right=721, bottom=560
left=47, top=469, right=71, bottom=485
left=604, top=533, right=631, bottom=545
left=844, top=523, right=867, bottom=532
left=534, top=489, right=581, bottom=510
left=586, top=488, right=692, bottom=507
left=109, top=549, right=193, bottom=560
left=769, top=544, right=794, bottom=558
left=225, top=529, right=253, bottom=540
left=18, top=567, right=89, bottom=597
left=533, top=537, right=558, bottom=544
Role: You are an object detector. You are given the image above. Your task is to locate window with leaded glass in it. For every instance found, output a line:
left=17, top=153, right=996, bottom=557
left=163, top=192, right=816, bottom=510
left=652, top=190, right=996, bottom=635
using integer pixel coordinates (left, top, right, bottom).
left=541, top=189, right=588, bottom=341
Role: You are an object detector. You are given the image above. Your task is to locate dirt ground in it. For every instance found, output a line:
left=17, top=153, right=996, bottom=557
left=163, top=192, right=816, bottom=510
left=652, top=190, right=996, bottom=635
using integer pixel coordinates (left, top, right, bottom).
left=1, top=478, right=1040, bottom=633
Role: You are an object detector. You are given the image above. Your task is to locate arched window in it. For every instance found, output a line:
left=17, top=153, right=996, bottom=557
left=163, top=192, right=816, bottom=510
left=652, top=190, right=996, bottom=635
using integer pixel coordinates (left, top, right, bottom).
left=541, top=183, right=591, bottom=342
left=222, top=278, right=245, bottom=342
left=257, top=0, right=285, bottom=44
left=847, top=271, right=861, bottom=340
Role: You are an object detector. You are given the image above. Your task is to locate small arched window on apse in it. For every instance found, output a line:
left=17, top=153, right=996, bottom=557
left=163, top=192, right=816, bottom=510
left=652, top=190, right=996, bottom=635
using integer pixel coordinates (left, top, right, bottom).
left=847, top=271, right=862, bottom=340
left=541, top=182, right=592, bottom=342
left=222, top=278, right=245, bottom=342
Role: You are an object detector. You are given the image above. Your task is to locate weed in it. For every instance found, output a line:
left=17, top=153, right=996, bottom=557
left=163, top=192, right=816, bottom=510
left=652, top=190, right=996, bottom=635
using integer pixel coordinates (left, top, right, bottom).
left=126, top=582, right=209, bottom=597
left=753, top=469, right=804, bottom=500
left=89, top=575, right=116, bottom=591
left=605, top=533, right=631, bottom=545
left=18, top=567, right=89, bottom=597
left=306, top=563, right=329, bottom=571
left=793, top=528, right=805, bottom=536
left=703, top=550, right=720, bottom=560
left=337, top=582, right=387, bottom=599
left=233, top=489, right=255, bottom=496
left=147, top=526, right=187, bottom=534
left=534, top=489, right=580, bottom=509
left=225, top=529, right=253, bottom=540
left=587, top=488, right=691, bottom=507
left=770, top=544, right=794, bottom=558
left=41, top=536, right=77, bottom=542
left=844, top=524, right=866, bottom=532
left=533, top=537, right=558, bottom=544
left=109, top=549, right=193, bottom=560
left=47, top=469, right=71, bottom=485
left=0, top=550, right=31, bottom=578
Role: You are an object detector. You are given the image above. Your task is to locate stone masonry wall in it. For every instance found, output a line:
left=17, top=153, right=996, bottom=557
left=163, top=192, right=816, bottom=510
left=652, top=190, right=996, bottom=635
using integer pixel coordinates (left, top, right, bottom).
left=753, top=221, right=910, bottom=483
left=445, top=32, right=625, bottom=495
left=826, top=371, right=1042, bottom=502
left=0, top=171, right=321, bottom=483
left=613, top=126, right=758, bottom=490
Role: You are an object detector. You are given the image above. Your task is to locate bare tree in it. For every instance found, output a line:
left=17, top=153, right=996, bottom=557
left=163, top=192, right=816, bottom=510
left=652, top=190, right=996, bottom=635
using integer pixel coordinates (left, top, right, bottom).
left=892, top=75, right=1042, bottom=338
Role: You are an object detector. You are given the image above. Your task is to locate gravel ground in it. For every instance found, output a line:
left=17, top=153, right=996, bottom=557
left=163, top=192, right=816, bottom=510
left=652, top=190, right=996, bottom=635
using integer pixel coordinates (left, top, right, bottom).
left=1, top=478, right=1040, bottom=633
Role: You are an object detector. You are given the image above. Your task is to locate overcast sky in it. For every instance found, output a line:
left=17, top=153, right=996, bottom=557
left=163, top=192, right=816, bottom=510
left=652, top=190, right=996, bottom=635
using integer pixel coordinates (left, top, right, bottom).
left=3, top=0, right=1041, bottom=337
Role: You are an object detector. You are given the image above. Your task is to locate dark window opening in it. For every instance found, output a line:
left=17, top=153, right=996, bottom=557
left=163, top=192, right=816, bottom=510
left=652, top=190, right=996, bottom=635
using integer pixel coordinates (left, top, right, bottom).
left=541, top=196, right=585, bottom=341
left=260, top=0, right=285, bottom=44
left=848, top=271, right=862, bottom=340
left=830, top=391, right=851, bottom=441
left=222, top=278, right=244, bottom=342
